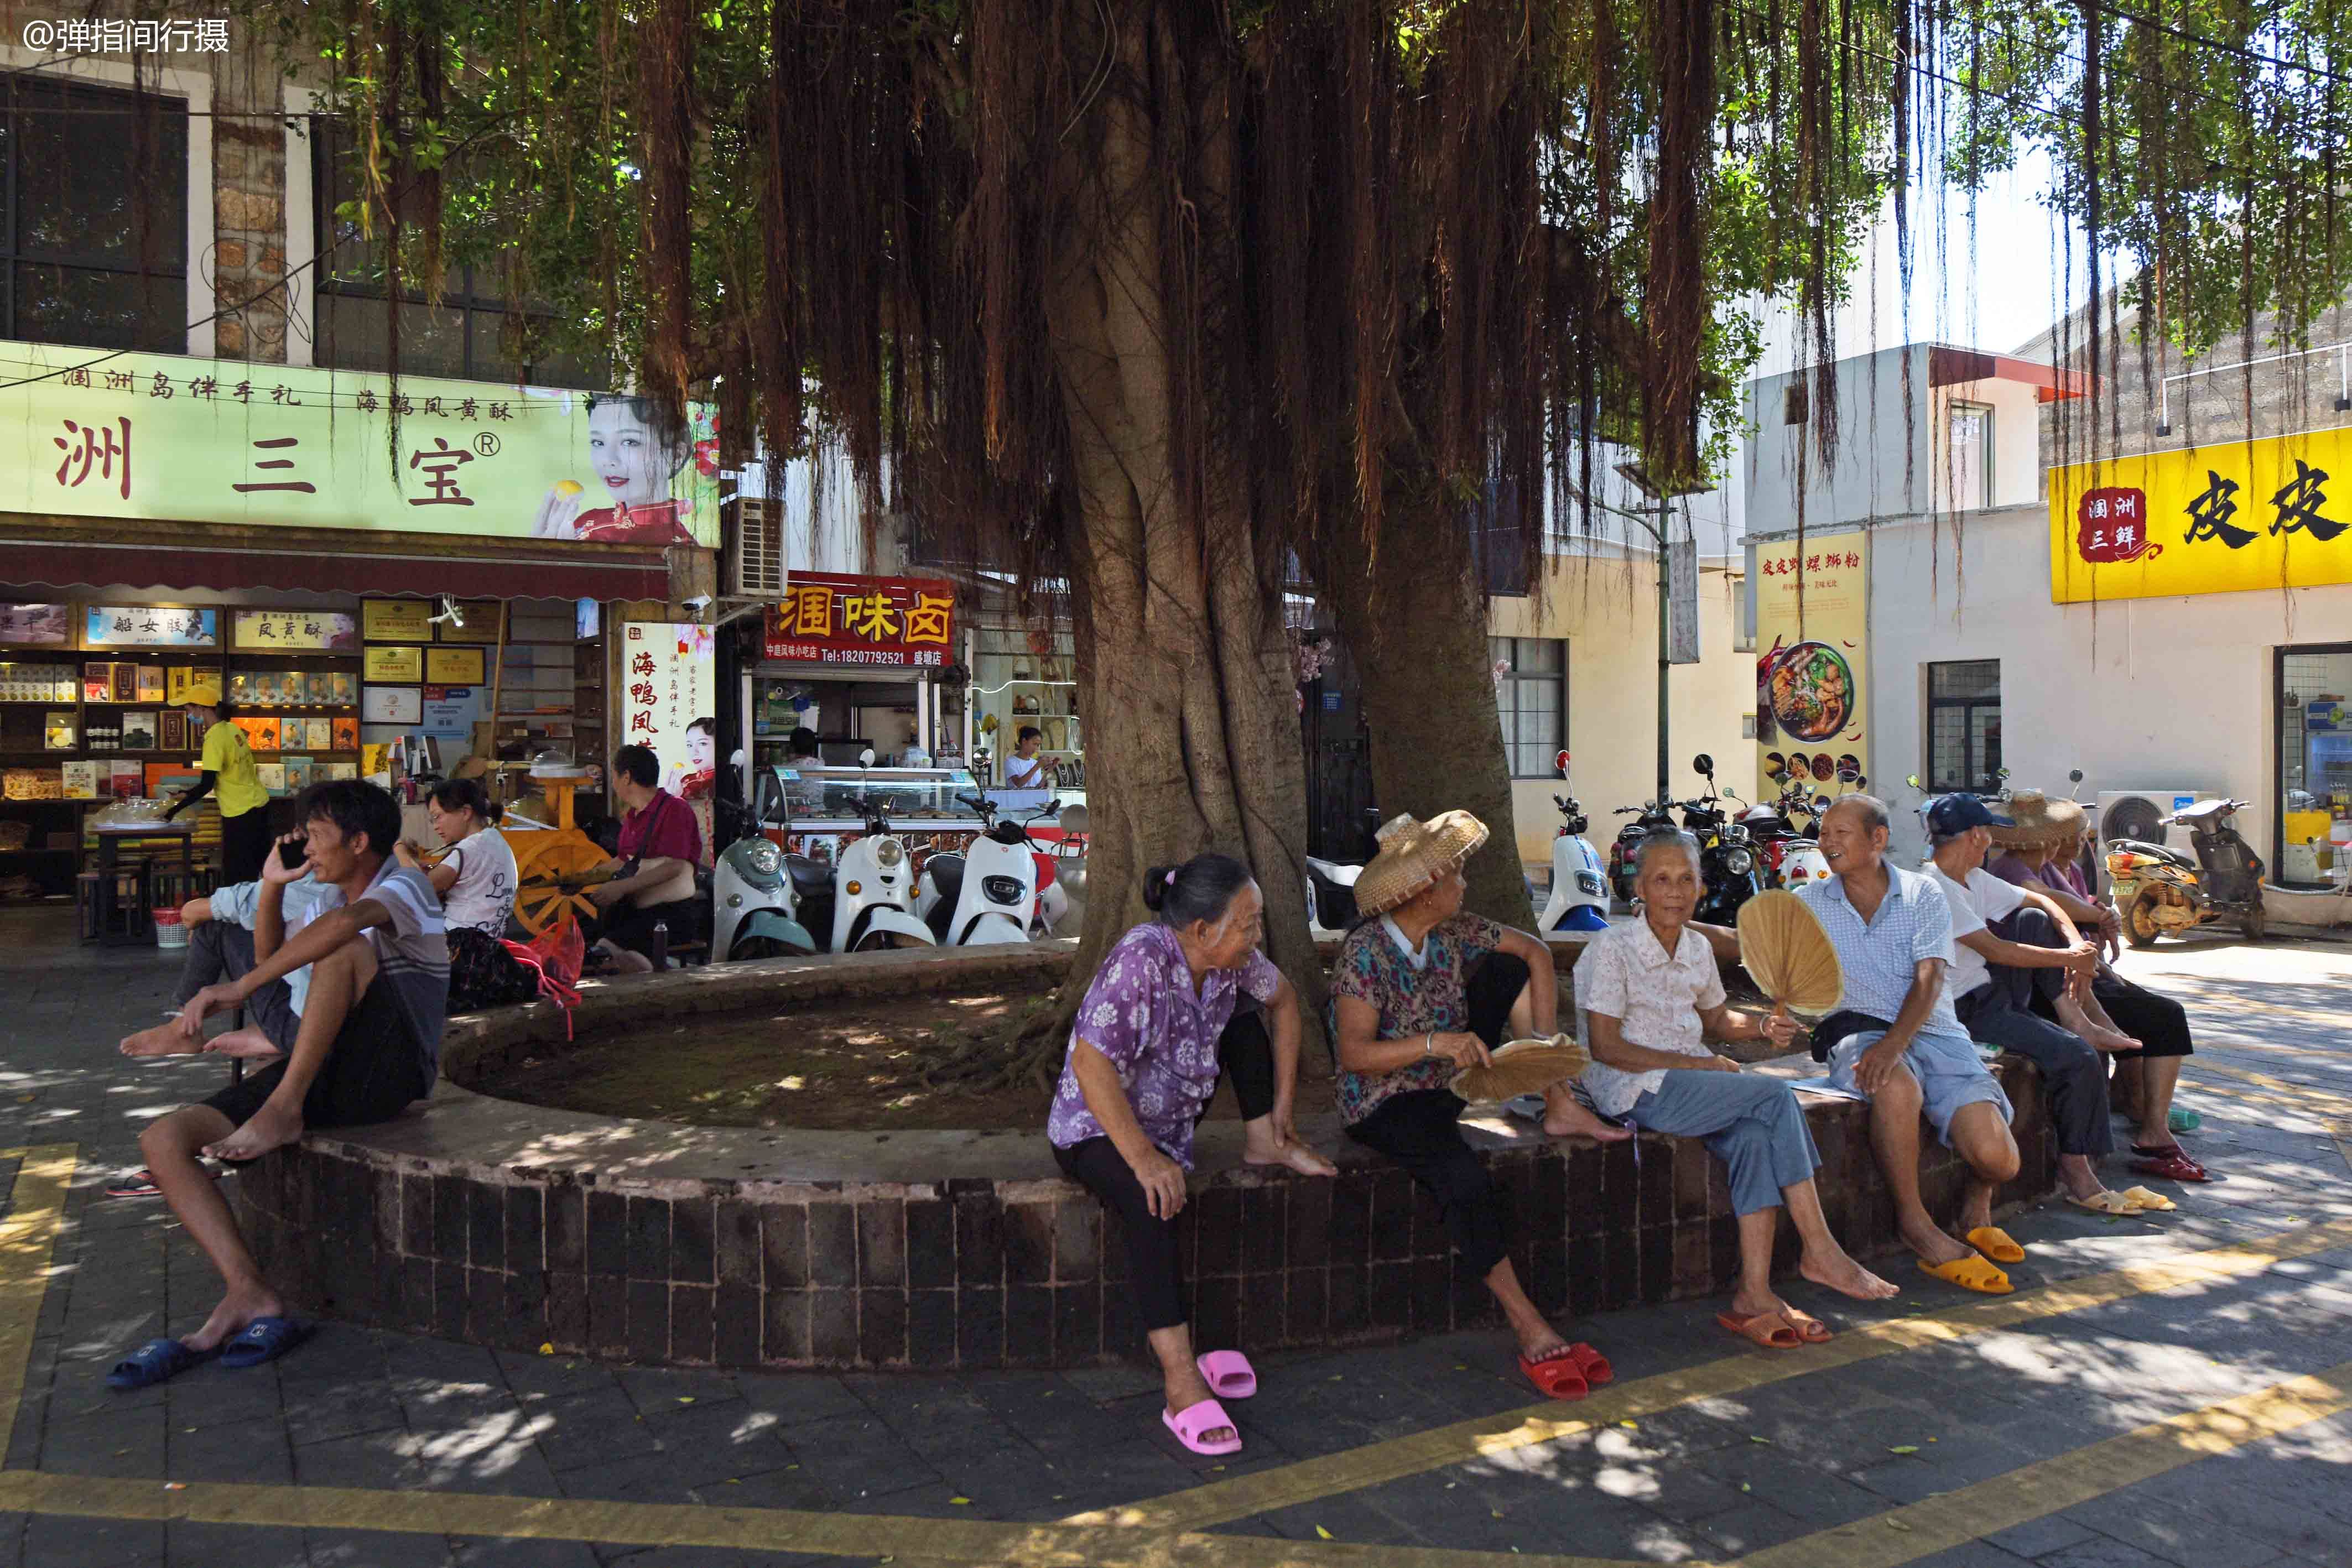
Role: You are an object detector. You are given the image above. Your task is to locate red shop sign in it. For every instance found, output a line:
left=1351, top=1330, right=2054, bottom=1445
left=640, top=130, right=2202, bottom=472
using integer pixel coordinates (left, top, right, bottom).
left=763, top=572, right=957, bottom=666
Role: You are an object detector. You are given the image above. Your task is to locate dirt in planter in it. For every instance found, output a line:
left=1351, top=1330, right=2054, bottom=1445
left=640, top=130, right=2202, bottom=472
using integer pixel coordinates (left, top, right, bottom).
left=471, top=988, right=1340, bottom=1132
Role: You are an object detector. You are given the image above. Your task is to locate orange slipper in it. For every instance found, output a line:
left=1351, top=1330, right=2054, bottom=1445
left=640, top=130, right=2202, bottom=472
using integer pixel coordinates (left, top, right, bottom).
left=1716, top=1309, right=1804, bottom=1350
left=1781, top=1308, right=1833, bottom=1343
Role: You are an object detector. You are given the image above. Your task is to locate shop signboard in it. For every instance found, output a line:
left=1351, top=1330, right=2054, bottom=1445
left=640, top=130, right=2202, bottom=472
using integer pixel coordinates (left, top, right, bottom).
left=233, top=610, right=361, bottom=652
left=1752, top=535, right=1870, bottom=803
left=420, top=687, right=480, bottom=741
left=84, top=605, right=217, bottom=648
left=365, top=646, right=424, bottom=683
left=762, top=573, right=956, bottom=666
left=425, top=648, right=486, bottom=685
left=622, top=622, right=715, bottom=789
left=5, top=344, right=720, bottom=548
left=362, top=600, right=434, bottom=642
left=0, top=604, right=73, bottom=645
left=2050, top=423, right=2352, bottom=602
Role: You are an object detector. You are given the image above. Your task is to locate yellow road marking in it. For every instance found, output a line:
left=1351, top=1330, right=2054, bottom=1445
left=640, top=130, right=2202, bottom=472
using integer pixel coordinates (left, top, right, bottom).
left=2188, top=1059, right=2352, bottom=1107
left=2177, top=1078, right=2343, bottom=1121
left=6, top=1360, right=2349, bottom=1568
left=1076, top=1214, right=2352, bottom=1534
left=1744, top=1358, right=2352, bottom=1568
left=0, top=1143, right=77, bottom=1467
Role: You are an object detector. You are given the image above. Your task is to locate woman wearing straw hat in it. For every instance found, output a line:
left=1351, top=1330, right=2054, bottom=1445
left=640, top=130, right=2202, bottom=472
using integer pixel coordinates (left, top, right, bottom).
left=1330, top=809, right=1628, bottom=1399
left=1988, top=794, right=2211, bottom=1182
left=1046, top=853, right=1337, bottom=1457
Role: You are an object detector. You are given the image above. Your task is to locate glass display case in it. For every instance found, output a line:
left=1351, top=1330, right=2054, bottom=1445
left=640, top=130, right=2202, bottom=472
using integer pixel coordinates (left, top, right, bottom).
left=748, top=764, right=1000, bottom=861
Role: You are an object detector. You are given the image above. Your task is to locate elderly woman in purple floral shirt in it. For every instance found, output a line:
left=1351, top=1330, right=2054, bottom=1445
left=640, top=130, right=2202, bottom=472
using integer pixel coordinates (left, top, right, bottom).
left=1048, top=853, right=1334, bottom=1456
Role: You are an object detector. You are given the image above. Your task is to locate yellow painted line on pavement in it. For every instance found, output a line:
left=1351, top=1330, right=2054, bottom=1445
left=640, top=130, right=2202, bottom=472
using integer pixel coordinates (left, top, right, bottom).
left=4, top=1360, right=2349, bottom=1568
left=1743, top=1358, right=2352, bottom=1568
left=0, top=1143, right=77, bottom=1467
left=2188, top=1059, right=2352, bottom=1107
left=1077, top=1213, right=2352, bottom=1535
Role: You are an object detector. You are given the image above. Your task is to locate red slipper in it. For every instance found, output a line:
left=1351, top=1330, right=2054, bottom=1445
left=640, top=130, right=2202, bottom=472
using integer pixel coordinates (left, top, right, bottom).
left=2130, top=1144, right=2210, bottom=1183
left=1518, top=1348, right=1590, bottom=1400
left=1564, top=1341, right=1613, bottom=1385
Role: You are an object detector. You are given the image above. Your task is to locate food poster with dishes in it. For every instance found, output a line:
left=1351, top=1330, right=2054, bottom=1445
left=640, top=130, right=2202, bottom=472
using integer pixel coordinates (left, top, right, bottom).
left=6, top=343, right=719, bottom=548
left=1753, top=534, right=1870, bottom=805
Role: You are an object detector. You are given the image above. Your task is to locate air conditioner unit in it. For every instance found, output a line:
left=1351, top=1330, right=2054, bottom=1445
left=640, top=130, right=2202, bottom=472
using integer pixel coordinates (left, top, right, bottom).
left=2094, top=789, right=2204, bottom=886
left=726, top=498, right=785, bottom=597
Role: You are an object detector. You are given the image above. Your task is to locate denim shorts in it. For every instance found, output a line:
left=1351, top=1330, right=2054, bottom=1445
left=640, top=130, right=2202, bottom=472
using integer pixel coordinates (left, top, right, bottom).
left=1826, top=1025, right=2013, bottom=1148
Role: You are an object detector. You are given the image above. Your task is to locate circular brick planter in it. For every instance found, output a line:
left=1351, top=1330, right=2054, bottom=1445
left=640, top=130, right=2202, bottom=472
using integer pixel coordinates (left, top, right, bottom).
left=232, top=941, right=2059, bottom=1371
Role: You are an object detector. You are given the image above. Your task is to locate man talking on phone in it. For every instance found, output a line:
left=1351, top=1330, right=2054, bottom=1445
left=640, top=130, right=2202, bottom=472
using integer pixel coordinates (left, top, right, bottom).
left=103, top=779, right=449, bottom=1387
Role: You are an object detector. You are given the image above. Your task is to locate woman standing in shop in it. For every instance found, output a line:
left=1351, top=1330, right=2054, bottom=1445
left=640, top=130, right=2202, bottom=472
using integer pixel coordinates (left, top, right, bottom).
left=164, top=699, right=270, bottom=883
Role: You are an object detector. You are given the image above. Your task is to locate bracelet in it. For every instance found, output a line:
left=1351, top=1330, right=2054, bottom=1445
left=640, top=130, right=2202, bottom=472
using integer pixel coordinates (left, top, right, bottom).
left=1423, top=1032, right=1435, bottom=1059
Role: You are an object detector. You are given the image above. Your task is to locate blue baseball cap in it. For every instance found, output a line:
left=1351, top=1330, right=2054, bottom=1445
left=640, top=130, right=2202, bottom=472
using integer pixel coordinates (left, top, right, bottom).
left=1926, top=794, right=2014, bottom=836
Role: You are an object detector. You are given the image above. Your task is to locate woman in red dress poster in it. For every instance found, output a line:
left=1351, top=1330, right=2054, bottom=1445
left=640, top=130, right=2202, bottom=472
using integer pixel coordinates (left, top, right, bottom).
left=531, top=395, right=700, bottom=546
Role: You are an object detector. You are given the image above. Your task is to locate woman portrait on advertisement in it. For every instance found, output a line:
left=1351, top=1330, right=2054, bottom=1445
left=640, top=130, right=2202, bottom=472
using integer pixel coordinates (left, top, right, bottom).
left=531, top=396, right=700, bottom=546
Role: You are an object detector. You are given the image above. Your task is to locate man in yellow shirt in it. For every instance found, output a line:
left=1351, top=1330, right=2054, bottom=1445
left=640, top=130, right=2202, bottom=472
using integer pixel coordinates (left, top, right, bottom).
left=166, top=700, right=273, bottom=882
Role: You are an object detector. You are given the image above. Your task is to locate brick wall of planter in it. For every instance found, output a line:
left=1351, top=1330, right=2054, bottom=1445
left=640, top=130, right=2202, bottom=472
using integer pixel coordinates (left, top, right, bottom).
left=232, top=944, right=2058, bottom=1370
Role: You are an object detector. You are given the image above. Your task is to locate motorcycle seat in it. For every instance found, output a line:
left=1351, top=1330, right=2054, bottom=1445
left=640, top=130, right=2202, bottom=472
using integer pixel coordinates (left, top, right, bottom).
left=784, top=855, right=832, bottom=899
left=924, top=853, right=967, bottom=942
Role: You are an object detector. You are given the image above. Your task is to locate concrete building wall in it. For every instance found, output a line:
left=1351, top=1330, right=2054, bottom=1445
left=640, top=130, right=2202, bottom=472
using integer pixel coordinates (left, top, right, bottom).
left=1490, top=552, right=1754, bottom=869
left=1744, top=346, right=1936, bottom=536
left=1838, top=503, right=2352, bottom=867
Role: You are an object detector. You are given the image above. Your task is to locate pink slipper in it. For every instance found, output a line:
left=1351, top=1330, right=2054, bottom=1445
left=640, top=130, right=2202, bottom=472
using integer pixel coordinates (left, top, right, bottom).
left=1162, top=1397, right=1243, bottom=1456
left=1196, top=1350, right=1256, bottom=1399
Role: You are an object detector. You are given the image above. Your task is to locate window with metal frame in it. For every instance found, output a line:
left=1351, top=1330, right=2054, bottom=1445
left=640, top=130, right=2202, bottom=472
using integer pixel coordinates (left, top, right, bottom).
left=1, top=71, right=188, bottom=352
left=1926, top=659, right=2002, bottom=793
left=310, top=121, right=606, bottom=388
left=1491, top=636, right=1566, bottom=779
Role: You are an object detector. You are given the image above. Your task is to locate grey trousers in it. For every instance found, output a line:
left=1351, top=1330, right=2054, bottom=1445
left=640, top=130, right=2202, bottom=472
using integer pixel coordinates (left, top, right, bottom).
left=1954, top=908, right=2112, bottom=1158
left=1627, top=1070, right=1821, bottom=1217
left=177, top=920, right=301, bottom=1053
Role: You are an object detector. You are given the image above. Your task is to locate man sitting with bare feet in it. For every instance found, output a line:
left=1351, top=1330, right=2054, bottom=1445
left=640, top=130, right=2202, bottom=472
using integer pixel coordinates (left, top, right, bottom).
left=106, top=780, right=448, bottom=1388
left=122, top=874, right=336, bottom=1070
left=1797, top=796, right=2023, bottom=1296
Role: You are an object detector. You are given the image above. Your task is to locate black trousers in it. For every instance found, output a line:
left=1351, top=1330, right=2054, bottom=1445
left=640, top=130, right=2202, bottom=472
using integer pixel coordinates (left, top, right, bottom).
left=2088, top=972, right=2195, bottom=1061
left=220, top=809, right=273, bottom=885
left=1344, top=952, right=1531, bottom=1280
left=1963, top=909, right=2111, bottom=1157
left=176, top=918, right=300, bottom=1053
left=1053, top=1007, right=1279, bottom=1333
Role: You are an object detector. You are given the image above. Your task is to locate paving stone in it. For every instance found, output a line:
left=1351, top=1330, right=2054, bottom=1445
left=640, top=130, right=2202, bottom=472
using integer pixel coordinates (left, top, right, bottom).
left=293, top=1426, right=432, bottom=1491
left=162, top=1519, right=309, bottom=1568
left=450, top=1539, right=605, bottom=1568
left=21, top=1511, right=164, bottom=1568
left=729, top=1373, right=865, bottom=1428
left=772, top=1411, right=941, bottom=1502
left=531, top=1387, right=663, bottom=1472
left=304, top=1528, right=456, bottom=1568
left=2037, top=1537, right=2270, bottom=1568
left=2062, top=1491, right=2301, bottom=1568
left=556, top=1449, right=705, bottom=1507
left=639, top=1399, right=792, bottom=1487
left=1901, top=1546, right=2042, bottom=1568
left=694, top=1462, right=833, bottom=1511
left=37, top=1398, right=166, bottom=1477
left=165, top=1411, right=294, bottom=1486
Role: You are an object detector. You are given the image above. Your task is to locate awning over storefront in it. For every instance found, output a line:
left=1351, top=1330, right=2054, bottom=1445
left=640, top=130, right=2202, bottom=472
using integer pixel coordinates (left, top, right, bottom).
left=0, top=515, right=673, bottom=602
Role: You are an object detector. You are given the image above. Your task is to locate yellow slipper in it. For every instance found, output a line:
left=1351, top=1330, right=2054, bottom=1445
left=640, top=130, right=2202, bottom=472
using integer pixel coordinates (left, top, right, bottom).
left=1918, top=1255, right=2012, bottom=1295
left=2119, top=1186, right=2178, bottom=1212
left=1965, top=1226, right=2026, bottom=1263
left=2067, top=1190, right=2143, bottom=1217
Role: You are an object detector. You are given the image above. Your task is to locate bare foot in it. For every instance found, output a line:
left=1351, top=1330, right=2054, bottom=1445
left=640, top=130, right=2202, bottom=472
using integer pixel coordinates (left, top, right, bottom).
left=1515, top=1322, right=1572, bottom=1362
left=203, top=1100, right=305, bottom=1163
left=119, top=1019, right=202, bottom=1058
left=1799, top=1246, right=1901, bottom=1300
left=1900, top=1215, right=1974, bottom=1268
left=1542, top=1089, right=1633, bottom=1143
left=2083, top=1024, right=2143, bottom=1054
left=1243, top=1138, right=1338, bottom=1178
left=181, top=1283, right=287, bottom=1354
left=201, top=1027, right=285, bottom=1061
left=2058, top=1155, right=2109, bottom=1203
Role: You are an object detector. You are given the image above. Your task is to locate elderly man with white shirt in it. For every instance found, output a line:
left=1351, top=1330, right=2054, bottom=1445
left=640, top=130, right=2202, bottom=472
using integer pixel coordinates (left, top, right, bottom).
left=1796, top=796, right=2022, bottom=1295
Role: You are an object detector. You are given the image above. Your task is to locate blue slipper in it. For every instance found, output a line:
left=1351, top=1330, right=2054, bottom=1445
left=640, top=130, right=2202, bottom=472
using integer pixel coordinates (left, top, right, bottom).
left=106, top=1337, right=214, bottom=1390
left=219, top=1316, right=311, bottom=1371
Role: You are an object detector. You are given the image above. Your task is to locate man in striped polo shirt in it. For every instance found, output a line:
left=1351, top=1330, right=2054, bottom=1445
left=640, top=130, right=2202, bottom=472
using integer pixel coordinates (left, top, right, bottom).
left=1796, top=796, right=2023, bottom=1296
left=111, top=780, right=450, bottom=1385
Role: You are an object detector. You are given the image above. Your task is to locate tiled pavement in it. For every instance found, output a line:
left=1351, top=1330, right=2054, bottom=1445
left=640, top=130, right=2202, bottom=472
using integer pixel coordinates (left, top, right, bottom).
left=3, top=908, right=2351, bottom=1567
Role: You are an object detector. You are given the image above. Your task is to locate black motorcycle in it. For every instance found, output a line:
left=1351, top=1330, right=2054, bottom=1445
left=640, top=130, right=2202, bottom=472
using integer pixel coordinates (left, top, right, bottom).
left=1607, top=796, right=1680, bottom=907
left=1684, top=753, right=1763, bottom=924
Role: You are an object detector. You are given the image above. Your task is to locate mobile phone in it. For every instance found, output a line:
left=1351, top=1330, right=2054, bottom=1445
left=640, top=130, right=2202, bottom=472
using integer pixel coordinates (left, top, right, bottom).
left=278, top=840, right=308, bottom=872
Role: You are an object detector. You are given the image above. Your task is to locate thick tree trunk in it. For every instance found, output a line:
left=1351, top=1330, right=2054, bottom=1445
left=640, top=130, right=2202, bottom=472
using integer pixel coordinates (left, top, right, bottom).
left=1039, top=2, right=1325, bottom=1046
left=1321, top=508, right=1536, bottom=930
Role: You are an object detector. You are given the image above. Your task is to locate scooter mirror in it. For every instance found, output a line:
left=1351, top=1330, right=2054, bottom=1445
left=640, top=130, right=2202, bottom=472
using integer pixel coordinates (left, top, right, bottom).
left=1692, top=753, right=1714, bottom=777
left=2069, top=768, right=2085, bottom=784
left=730, top=748, right=747, bottom=767
left=1905, top=773, right=1923, bottom=790
left=859, top=748, right=876, bottom=768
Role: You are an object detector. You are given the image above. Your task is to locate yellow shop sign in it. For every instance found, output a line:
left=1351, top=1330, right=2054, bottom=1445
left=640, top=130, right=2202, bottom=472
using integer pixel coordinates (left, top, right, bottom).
left=1, top=341, right=719, bottom=548
left=2049, top=424, right=2352, bottom=602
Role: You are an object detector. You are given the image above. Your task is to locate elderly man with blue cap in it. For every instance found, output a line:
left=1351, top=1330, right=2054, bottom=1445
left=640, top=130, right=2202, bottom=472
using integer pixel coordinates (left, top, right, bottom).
left=1924, top=793, right=2167, bottom=1221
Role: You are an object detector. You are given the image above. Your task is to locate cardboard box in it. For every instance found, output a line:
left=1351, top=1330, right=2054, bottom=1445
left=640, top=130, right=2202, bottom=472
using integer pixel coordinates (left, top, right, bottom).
left=111, top=665, right=137, bottom=703
left=43, top=712, right=75, bottom=750
left=256, top=762, right=288, bottom=797
left=332, top=717, right=359, bottom=751
left=60, top=761, right=99, bottom=800
left=136, top=665, right=166, bottom=703
left=84, top=663, right=116, bottom=702
left=107, top=760, right=141, bottom=798
left=308, top=672, right=335, bottom=706
left=119, top=712, right=157, bottom=750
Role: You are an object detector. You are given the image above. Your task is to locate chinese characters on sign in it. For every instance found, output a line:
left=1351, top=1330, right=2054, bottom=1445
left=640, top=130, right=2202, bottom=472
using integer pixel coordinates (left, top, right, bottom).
left=1751, top=534, right=1870, bottom=805
left=84, top=606, right=218, bottom=649
left=232, top=611, right=360, bottom=653
left=762, top=574, right=958, bottom=666
left=2051, top=425, right=2352, bottom=602
left=624, top=623, right=715, bottom=783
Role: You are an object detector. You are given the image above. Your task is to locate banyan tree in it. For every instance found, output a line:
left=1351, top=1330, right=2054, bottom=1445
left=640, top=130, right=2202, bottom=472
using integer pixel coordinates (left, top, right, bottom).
left=259, top=0, right=2352, bottom=1079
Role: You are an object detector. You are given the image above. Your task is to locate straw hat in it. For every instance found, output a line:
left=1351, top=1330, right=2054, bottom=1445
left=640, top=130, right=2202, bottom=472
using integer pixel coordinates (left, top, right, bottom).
left=1989, top=790, right=2087, bottom=850
left=1354, top=809, right=1490, bottom=916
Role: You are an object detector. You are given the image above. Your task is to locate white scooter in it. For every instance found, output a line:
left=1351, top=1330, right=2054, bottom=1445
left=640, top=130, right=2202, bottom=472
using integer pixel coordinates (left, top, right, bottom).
left=1537, top=753, right=1611, bottom=934
left=714, top=753, right=824, bottom=960
left=825, top=751, right=938, bottom=952
left=917, top=793, right=1061, bottom=945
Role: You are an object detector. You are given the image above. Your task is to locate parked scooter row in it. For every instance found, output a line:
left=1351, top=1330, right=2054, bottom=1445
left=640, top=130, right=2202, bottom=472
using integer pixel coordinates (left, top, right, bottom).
left=711, top=750, right=1068, bottom=961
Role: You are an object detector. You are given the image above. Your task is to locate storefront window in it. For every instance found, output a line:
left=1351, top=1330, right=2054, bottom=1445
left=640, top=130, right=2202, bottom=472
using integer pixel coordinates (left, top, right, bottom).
left=1927, top=659, right=2001, bottom=793
left=970, top=626, right=1079, bottom=789
left=2, top=72, right=189, bottom=352
left=2277, top=645, right=2352, bottom=886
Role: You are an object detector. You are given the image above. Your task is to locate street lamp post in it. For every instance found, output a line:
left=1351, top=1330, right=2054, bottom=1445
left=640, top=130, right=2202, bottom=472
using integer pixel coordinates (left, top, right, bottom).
left=1614, top=464, right=1713, bottom=811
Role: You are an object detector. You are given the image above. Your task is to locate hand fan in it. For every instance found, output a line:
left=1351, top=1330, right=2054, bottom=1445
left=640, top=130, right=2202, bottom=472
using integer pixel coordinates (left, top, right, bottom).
left=1735, top=888, right=1843, bottom=1020
left=1450, top=1034, right=1589, bottom=1105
